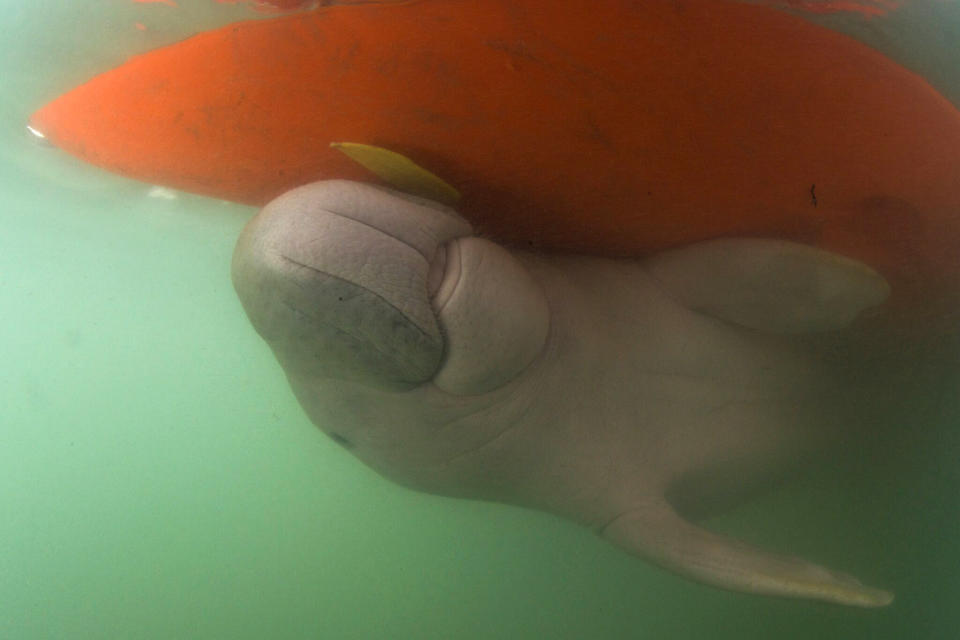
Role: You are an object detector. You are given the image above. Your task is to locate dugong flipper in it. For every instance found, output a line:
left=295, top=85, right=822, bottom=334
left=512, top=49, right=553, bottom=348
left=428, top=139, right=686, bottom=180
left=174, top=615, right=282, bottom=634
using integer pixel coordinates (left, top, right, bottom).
left=231, top=180, right=893, bottom=607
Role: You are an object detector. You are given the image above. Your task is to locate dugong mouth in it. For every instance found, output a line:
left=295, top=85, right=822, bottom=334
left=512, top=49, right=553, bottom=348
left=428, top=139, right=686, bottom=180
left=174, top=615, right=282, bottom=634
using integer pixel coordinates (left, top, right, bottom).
left=231, top=180, right=473, bottom=390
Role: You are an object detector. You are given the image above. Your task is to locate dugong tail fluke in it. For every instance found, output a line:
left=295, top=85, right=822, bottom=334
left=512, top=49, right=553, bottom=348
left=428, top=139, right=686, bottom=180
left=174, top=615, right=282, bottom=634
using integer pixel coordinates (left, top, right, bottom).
left=601, top=500, right=894, bottom=607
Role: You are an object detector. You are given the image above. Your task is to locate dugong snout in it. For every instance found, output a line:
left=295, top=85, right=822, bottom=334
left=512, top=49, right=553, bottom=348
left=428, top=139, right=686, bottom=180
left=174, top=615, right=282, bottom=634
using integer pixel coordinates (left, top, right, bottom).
left=232, top=180, right=473, bottom=389
left=232, top=180, right=550, bottom=394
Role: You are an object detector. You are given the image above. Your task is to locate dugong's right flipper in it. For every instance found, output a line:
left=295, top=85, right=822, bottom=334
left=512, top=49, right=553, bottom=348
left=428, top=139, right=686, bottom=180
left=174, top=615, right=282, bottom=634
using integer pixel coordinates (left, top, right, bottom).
left=645, top=238, right=891, bottom=334
left=601, top=499, right=894, bottom=607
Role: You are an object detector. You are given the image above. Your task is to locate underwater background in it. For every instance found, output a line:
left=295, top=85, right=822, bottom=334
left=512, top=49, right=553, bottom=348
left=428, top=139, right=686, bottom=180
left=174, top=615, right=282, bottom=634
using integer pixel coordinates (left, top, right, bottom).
left=1, top=1, right=959, bottom=638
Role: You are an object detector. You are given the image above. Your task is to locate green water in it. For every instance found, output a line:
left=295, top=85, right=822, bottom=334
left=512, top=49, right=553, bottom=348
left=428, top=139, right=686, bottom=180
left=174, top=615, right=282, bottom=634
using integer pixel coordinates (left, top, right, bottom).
left=2, top=2, right=958, bottom=638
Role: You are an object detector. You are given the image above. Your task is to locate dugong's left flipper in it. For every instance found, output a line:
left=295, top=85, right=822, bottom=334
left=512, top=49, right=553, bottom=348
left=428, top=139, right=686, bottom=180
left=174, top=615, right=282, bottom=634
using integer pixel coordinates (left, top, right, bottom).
left=601, top=499, right=894, bottom=607
left=645, top=238, right=891, bottom=333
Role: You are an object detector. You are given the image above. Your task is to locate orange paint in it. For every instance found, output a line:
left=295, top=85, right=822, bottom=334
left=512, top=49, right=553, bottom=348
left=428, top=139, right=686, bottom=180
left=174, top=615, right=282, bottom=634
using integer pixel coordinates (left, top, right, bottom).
left=29, top=0, right=960, bottom=328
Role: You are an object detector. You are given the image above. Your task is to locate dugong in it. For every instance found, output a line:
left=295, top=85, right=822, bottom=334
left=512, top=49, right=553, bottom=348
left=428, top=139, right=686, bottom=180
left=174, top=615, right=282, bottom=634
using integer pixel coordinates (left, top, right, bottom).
left=231, top=180, right=894, bottom=607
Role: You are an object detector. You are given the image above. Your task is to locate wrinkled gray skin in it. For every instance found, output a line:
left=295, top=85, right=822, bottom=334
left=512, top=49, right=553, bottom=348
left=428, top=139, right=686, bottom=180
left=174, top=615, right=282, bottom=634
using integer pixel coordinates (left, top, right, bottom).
left=232, top=180, right=894, bottom=607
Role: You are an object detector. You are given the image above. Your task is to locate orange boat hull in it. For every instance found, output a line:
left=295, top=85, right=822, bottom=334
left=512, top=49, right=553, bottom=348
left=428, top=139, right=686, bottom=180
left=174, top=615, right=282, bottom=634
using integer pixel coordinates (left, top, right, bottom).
left=30, top=0, right=960, bottom=327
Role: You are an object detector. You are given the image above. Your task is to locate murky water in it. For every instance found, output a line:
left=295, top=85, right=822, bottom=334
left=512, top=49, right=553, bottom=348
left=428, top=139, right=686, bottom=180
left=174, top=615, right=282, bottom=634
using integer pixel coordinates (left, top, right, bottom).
left=2, top=2, right=958, bottom=638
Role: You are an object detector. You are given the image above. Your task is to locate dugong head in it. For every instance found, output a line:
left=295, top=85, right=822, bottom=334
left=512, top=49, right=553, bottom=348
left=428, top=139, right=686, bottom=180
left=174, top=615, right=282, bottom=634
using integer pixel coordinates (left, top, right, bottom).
left=231, top=180, right=550, bottom=394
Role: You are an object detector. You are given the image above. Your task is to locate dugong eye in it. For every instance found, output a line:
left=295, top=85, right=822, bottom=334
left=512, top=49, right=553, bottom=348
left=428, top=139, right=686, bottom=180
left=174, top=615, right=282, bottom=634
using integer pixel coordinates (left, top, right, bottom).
left=328, top=432, right=354, bottom=449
